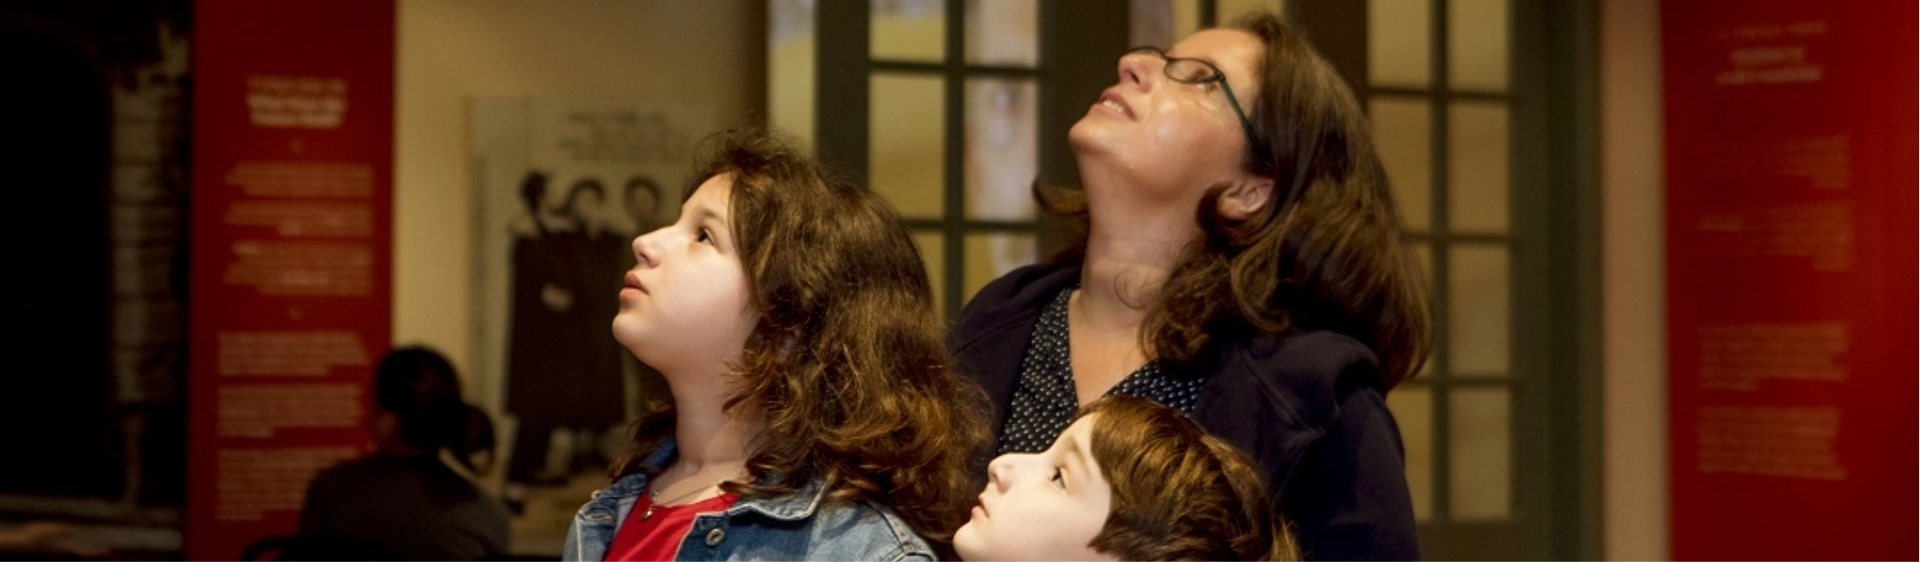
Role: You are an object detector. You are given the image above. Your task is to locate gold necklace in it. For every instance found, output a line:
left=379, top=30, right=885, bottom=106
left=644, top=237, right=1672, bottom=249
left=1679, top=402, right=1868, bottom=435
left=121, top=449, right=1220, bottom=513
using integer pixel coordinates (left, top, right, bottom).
left=641, top=480, right=723, bottom=520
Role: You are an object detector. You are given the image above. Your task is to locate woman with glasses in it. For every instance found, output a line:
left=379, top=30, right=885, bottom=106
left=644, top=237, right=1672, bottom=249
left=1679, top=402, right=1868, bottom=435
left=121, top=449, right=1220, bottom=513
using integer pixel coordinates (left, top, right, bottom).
left=952, top=11, right=1430, bottom=560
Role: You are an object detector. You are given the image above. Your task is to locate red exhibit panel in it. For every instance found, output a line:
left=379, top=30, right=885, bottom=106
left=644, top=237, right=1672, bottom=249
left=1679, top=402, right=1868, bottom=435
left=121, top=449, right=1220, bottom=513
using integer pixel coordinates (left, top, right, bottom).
left=1661, top=1, right=1916, bottom=560
left=185, top=1, right=393, bottom=559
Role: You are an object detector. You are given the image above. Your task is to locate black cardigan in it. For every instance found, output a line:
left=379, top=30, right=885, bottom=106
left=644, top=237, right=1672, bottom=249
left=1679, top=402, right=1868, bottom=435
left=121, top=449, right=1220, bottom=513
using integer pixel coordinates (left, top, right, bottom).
left=952, top=262, right=1420, bottom=561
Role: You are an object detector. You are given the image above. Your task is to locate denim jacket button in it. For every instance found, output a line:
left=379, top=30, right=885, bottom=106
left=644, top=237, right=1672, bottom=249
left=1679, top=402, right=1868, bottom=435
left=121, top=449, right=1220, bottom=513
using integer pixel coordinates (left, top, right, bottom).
left=704, top=528, right=725, bottom=546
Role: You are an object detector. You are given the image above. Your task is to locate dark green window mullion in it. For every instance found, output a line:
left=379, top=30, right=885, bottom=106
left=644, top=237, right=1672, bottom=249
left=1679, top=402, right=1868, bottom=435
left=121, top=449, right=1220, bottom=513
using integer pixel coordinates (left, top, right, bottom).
left=1512, top=0, right=1602, bottom=557
left=941, top=0, right=966, bottom=317
left=957, top=220, right=1035, bottom=231
left=1427, top=0, right=1455, bottom=525
left=1373, top=86, right=1508, bottom=103
left=902, top=219, right=1031, bottom=231
left=870, top=61, right=943, bottom=72
left=815, top=0, right=871, bottom=191
left=1400, top=376, right=1511, bottom=389
left=870, top=61, right=1036, bottom=77
left=1405, top=232, right=1513, bottom=245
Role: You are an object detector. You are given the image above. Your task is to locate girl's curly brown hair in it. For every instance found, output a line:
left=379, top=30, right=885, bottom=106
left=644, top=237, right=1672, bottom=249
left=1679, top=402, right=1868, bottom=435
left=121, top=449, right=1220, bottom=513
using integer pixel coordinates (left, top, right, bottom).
left=612, top=127, right=991, bottom=553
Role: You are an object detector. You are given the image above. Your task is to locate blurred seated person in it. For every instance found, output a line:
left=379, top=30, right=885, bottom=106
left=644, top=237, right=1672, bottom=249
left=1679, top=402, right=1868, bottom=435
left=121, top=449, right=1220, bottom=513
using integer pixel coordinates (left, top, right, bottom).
left=297, top=346, right=511, bottom=560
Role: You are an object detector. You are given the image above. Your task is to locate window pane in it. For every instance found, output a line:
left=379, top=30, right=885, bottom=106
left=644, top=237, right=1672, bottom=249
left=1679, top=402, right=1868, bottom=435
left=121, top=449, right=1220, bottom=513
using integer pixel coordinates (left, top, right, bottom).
left=965, top=0, right=1035, bottom=66
left=1371, top=96, right=1432, bottom=232
left=964, top=233, right=1035, bottom=300
left=1449, top=387, right=1511, bottom=519
left=1369, top=0, right=1431, bottom=88
left=1448, top=101, right=1510, bottom=233
left=1448, top=0, right=1510, bottom=92
left=965, top=78, right=1037, bottom=221
left=913, top=230, right=946, bottom=317
left=1129, top=0, right=1223, bottom=49
left=1448, top=245, right=1509, bottom=377
left=1130, top=0, right=1174, bottom=48
left=1386, top=385, right=1434, bottom=521
left=1217, top=0, right=1284, bottom=23
left=870, top=73, right=946, bottom=219
left=1171, top=0, right=1203, bottom=41
left=872, top=0, right=945, bottom=62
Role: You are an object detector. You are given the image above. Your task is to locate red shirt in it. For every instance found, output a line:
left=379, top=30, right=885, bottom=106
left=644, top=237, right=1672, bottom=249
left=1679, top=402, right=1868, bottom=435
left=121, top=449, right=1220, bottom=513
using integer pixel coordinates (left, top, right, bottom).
left=603, top=491, right=739, bottom=561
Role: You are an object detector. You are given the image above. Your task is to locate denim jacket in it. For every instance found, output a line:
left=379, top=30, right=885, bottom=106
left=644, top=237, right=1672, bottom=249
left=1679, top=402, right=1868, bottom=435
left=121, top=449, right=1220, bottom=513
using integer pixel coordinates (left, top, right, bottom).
left=563, top=442, right=935, bottom=561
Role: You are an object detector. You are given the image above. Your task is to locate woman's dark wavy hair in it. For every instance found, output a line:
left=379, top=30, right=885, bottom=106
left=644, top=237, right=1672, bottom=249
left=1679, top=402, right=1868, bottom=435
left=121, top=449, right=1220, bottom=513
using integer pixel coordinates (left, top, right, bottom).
left=375, top=345, right=494, bottom=474
left=1040, top=11, right=1432, bottom=389
left=610, top=127, right=991, bottom=552
left=1080, top=396, right=1296, bottom=561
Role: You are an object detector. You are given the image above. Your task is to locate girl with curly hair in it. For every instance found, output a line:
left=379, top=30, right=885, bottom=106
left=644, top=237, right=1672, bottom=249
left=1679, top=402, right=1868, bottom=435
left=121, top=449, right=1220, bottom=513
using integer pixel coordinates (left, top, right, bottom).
left=565, top=128, right=989, bottom=561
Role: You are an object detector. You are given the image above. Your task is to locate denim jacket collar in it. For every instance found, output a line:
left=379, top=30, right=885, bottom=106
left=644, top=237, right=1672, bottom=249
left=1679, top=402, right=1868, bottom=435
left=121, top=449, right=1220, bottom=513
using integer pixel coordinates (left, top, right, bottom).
left=605, top=441, right=829, bottom=521
left=564, top=439, right=933, bottom=561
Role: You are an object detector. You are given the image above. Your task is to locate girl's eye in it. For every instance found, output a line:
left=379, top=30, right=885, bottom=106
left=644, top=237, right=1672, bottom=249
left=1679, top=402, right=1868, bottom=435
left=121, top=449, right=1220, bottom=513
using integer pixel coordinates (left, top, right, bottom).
left=696, top=228, right=714, bottom=244
left=1050, top=467, right=1065, bottom=488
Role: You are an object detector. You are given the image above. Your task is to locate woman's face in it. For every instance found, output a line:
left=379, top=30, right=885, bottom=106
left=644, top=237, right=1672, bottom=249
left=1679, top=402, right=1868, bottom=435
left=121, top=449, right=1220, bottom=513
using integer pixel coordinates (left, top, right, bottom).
left=612, top=174, right=756, bottom=376
left=1068, top=28, right=1266, bottom=210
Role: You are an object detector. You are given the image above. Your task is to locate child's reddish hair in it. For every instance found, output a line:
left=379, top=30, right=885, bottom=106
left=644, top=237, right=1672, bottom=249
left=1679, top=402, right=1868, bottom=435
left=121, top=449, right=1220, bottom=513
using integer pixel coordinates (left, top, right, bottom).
left=1080, top=395, right=1297, bottom=561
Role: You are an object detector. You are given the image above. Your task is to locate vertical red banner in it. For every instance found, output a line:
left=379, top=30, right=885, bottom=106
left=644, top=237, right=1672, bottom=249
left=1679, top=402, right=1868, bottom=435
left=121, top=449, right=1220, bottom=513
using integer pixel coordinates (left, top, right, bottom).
left=1662, top=1, right=1916, bottom=560
left=186, top=1, right=394, bottom=559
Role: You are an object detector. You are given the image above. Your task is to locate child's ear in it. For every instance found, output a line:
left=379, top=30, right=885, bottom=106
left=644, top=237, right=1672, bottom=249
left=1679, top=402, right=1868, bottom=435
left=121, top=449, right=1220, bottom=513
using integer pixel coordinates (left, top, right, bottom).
left=776, top=331, right=803, bottom=361
left=1216, top=176, right=1274, bottom=221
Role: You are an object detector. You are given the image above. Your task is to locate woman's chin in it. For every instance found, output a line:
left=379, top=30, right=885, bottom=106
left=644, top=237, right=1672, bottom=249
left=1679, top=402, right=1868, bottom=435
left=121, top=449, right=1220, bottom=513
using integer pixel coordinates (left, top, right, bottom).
left=1066, top=119, right=1107, bottom=154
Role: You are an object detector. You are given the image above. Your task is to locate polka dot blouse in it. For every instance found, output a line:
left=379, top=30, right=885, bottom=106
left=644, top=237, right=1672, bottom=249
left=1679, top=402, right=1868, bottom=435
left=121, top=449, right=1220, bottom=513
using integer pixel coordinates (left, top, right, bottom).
left=996, top=287, right=1206, bottom=455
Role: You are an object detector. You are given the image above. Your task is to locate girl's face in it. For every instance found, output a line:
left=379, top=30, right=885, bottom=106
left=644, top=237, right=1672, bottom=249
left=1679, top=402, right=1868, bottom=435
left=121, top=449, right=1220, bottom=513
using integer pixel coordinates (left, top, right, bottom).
left=1068, top=28, right=1266, bottom=211
left=612, top=174, right=756, bottom=376
left=954, top=414, right=1115, bottom=562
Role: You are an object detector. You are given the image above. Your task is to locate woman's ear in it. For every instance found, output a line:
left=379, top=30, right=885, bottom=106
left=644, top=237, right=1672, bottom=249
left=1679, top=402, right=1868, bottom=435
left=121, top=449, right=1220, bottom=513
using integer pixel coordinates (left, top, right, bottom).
left=1216, top=177, right=1275, bottom=220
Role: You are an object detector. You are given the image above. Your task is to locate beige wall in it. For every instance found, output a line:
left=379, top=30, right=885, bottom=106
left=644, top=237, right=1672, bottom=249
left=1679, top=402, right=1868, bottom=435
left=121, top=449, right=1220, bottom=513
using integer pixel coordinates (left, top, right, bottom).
left=1600, top=0, right=1668, bottom=558
left=393, top=0, right=758, bottom=391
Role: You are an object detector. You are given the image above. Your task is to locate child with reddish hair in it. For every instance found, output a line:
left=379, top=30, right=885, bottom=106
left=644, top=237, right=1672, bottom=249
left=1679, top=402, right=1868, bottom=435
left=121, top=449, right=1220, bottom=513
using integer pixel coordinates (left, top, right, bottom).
left=957, top=395, right=1295, bottom=561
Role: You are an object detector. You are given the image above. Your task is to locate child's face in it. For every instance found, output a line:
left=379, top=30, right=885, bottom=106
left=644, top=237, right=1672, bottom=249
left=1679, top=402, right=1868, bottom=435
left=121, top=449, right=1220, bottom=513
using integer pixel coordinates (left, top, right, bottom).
left=612, top=174, right=756, bottom=374
left=954, top=414, right=1115, bottom=562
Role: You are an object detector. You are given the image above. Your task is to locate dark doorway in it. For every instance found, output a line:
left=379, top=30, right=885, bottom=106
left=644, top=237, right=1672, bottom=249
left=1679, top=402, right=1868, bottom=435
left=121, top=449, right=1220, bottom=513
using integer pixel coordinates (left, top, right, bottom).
left=0, top=25, right=119, bottom=500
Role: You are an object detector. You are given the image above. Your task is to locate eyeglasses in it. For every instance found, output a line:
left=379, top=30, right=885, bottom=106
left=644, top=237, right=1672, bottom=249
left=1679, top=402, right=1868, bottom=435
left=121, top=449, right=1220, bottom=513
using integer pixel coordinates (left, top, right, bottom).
left=1128, top=46, right=1257, bottom=143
